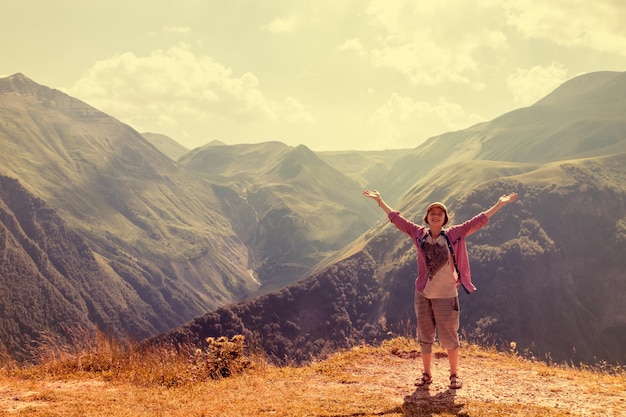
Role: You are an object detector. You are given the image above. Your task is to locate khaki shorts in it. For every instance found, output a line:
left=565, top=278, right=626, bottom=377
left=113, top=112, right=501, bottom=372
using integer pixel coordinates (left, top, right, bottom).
left=414, top=291, right=460, bottom=353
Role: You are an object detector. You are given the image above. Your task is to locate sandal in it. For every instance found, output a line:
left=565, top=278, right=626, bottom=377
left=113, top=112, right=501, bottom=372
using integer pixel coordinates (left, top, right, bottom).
left=415, top=372, right=432, bottom=387
left=449, top=374, right=463, bottom=389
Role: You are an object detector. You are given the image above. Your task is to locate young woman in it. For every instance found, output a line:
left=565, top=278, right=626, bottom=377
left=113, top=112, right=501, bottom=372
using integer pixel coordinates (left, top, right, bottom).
left=363, top=189, right=518, bottom=389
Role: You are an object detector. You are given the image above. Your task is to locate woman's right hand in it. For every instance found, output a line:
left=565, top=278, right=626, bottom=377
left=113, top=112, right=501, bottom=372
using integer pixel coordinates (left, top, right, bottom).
left=362, top=189, right=381, bottom=201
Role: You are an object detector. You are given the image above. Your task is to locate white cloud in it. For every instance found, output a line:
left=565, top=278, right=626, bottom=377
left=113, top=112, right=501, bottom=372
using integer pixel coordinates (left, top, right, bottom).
left=367, top=93, right=485, bottom=148
left=369, top=36, right=476, bottom=85
left=282, top=97, right=316, bottom=124
left=364, top=0, right=508, bottom=86
left=66, top=45, right=276, bottom=133
left=504, top=0, right=626, bottom=56
left=337, top=38, right=365, bottom=54
left=163, top=26, right=191, bottom=34
left=507, top=62, right=569, bottom=106
left=261, top=15, right=297, bottom=33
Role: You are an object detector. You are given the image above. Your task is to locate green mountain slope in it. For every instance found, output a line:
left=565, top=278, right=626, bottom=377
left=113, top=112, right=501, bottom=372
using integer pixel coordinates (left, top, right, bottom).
left=317, top=149, right=409, bottom=187
left=0, top=176, right=159, bottom=360
left=371, top=71, right=626, bottom=205
left=0, top=73, right=381, bottom=361
left=179, top=141, right=381, bottom=293
left=141, top=132, right=190, bottom=161
left=457, top=154, right=626, bottom=364
left=2, top=70, right=625, bottom=366
left=161, top=71, right=626, bottom=366
left=0, top=74, right=259, bottom=359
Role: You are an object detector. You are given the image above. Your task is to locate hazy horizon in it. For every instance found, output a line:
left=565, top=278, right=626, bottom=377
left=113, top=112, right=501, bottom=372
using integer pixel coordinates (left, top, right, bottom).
left=3, top=1, right=626, bottom=152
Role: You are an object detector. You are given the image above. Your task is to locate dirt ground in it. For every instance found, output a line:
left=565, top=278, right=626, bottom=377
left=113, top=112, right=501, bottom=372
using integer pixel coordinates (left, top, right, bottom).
left=0, top=347, right=624, bottom=416
left=371, top=350, right=626, bottom=416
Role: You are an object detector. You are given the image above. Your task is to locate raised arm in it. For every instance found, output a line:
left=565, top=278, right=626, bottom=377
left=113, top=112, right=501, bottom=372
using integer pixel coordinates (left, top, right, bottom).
left=484, top=192, right=518, bottom=219
left=362, top=189, right=394, bottom=215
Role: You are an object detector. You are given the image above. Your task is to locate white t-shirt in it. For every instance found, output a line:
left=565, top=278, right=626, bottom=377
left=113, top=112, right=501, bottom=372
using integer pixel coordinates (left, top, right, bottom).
left=421, top=234, right=458, bottom=299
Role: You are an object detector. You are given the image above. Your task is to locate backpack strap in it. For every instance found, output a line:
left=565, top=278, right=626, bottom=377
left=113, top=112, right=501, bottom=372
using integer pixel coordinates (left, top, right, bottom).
left=440, top=230, right=460, bottom=278
left=442, top=231, right=471, bottom=295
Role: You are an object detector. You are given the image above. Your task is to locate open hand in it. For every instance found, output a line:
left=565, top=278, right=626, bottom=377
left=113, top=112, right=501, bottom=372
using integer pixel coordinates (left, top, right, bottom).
left=362, top=189, right=380, bottom=200
left=499, top=192, right=518, bottom=205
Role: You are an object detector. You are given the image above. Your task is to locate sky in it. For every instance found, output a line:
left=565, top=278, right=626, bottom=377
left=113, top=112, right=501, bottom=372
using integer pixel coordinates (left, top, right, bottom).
left=2, top=0, right=626, bottom=152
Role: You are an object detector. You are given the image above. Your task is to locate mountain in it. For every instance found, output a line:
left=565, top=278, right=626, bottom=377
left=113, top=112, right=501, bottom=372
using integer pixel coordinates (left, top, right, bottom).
left=2, top=71, right=626, bottom=366
left=0, top=74, right=265, bottom=359
left=141, top=132, right=190, bottom=161
left=0, top=175, right=160, bottom=359
left=178, top=141, right=380, bottom=293
left=317, top=149, right=409, bottom=187
left=0, top=73, right=379, bottom=362
left=160, top=71, right=626, bottom=366
left=139, top=133, right=381, bottom=292
left=369, top=71, right=626, bottom=204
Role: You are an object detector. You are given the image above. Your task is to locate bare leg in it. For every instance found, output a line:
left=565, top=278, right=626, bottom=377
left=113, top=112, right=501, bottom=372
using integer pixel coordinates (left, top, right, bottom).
left=422, top=352, right=432, bottom=375
left=448, top=348, right=463, bottom=389
left=447, top=348, right=458, bottom=375
left=414, top=351, right=433, bottom=386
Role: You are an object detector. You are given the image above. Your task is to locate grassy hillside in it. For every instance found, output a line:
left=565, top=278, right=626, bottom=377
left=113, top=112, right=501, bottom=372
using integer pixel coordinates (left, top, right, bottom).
left=0, top=74, right=265, bottom=363
left=141, top=132, right=190, bottom=161
left=179, top=141, right=381, bottom=292
left=0, top=74, right=381, bottom=361
left=369, top=153, right=626, bottom=365
left=2, top=70, right=626, bottom=371
left=372, top=71, right=626, bottom=204
left=0, top=74, right=257, bottom=317
left=0, top=335, right=624, bottom=416
left=0, top=175, right=163, bottom=360
left=169, top=151, right=626, bottom=367
left=142, top=71, right=626, bottom=368
left=317, top=148, right=409, bottom=187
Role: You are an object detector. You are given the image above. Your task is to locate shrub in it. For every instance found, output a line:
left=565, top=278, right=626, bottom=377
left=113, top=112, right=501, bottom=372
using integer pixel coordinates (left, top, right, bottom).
left=193, top=335, right=251, bottom=379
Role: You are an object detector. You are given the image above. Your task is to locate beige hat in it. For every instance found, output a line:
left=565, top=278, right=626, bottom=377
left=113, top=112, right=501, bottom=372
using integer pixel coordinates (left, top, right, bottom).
left=424, top=202, right=449, bottom=226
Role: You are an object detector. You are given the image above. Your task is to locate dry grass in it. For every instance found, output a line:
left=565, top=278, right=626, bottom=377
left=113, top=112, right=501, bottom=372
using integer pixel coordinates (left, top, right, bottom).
left=11, top=330, right=254, bottom=388
left=0, top=334, right=624, bottom=416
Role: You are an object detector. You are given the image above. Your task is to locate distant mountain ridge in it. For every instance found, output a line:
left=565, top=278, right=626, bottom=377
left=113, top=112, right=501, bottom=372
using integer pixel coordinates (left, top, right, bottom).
left=160, top=71, right=626, bottom=366
left=371, top=71, right=626, bottom=206
left=178, top=140, right=380, bottom=293
left=0, top=73, right=379, bottom=361
left=0, top=74, right=258, bottom=360
left=1, top=71, right=625, bottom=366
left=534, top=70, right=625, bottom=106
left=141, top=132, right=190, bottom=161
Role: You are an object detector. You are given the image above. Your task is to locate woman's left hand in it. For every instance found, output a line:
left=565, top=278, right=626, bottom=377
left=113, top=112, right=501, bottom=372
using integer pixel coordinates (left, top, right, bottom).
left=499, top=192, right=518, bottom=205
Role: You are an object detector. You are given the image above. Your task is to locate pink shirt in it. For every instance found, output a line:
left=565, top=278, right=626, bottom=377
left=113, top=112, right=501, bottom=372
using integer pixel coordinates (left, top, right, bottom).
left=388, top=211, right=489, bottom=294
